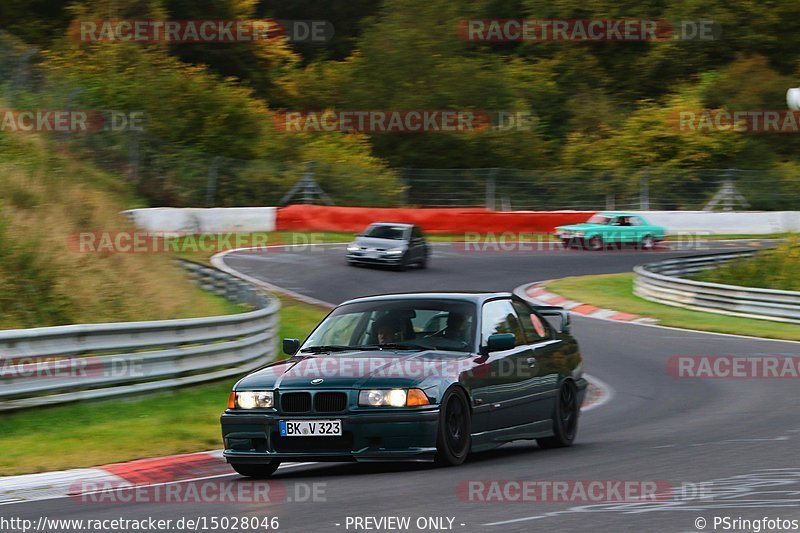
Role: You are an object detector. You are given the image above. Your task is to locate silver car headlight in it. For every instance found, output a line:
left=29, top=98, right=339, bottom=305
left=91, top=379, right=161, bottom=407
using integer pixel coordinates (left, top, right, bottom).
left=346, top=243, right=360, bottom=252
left=385, top=248, right=404, bottom=256
left=234, top=390, right=274, bottom=409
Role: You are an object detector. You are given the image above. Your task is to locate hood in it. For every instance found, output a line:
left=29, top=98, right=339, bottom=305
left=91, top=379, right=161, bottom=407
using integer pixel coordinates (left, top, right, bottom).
left=236, top=350, right=479, bottom=390
left=556, top=223, right=604, bottom=231
left=354, top=236, right=406, bottom=249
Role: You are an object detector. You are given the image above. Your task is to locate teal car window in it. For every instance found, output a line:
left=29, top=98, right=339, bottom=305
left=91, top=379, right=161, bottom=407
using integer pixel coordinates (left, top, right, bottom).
left=587, top=214, right=613, bottom=225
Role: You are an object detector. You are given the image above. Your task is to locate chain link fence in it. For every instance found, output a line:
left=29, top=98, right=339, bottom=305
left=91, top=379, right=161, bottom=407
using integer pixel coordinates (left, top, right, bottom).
left=2, top=31, right=800, bottom=211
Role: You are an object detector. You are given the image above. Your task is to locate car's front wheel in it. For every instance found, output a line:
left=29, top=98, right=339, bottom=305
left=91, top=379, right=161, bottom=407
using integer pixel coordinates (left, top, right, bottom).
left=537, top=380, right=579, bottom=449
left=435, top=387, right=471, bottom=466
left=586, top=235, right=604, bottom=251
left=230, top=460, right=281, bottom=478
left=640, top=234, right=655, bottom=250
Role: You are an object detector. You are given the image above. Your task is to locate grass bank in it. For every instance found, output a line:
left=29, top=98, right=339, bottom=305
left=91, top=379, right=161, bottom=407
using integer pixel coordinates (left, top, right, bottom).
left=547, top=273, right=800, bottom=342
left=689, top=241, right=800, bottom=291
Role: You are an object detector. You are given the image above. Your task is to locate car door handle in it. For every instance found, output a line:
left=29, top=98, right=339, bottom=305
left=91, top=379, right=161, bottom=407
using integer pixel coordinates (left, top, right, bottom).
left=526, top=357, right=537, bottom=367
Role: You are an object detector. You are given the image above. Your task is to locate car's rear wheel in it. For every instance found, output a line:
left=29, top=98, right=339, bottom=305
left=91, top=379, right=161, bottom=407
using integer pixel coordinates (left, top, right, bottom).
left=640, top=234, right=655, bottom=250
left=230, top=460, right=281, bottom=478
left=435, top=387, right=471, bottom=466
left=537, top=380, right=579, bottom=449
left=586, top=235, right=604, bottom=251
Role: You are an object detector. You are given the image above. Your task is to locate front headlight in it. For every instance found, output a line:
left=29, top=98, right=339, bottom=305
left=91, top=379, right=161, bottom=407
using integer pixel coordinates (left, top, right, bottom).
left=358, top=388, right=429, bottom=407
left=230, top=390, right=274, bottom=409
left=346, top=243, right=360, bottom=252
left=385, top=248, right=405, bottom=256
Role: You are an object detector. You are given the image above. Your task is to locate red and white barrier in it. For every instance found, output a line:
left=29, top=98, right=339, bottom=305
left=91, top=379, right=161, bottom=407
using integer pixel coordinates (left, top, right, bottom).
left=123, top=206, right=800, bottom=235
left=275, top=205, right=593, bottom=233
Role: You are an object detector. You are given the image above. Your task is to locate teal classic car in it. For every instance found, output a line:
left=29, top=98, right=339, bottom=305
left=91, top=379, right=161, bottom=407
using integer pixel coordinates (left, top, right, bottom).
left=221, top=292, right=586, bottom=477
left=555, top=212, right=666, bottom=251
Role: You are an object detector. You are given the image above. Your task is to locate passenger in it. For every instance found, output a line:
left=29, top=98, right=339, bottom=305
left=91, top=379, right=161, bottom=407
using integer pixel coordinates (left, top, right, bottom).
left=443, top=312, right=468, bottom=341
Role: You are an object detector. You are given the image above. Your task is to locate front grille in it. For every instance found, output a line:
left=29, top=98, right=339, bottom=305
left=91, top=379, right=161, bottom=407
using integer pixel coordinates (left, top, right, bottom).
left=281, top=392, right=311, bottom=413
left=314, top=392, right=348, bottom=413
left=271, top=432, right=354, bottom=452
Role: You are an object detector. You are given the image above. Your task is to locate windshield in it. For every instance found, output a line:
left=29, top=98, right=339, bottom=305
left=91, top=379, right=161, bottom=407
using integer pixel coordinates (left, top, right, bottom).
left=363, top=225, right=408, bottom=240
left=586, top=215, right=613, bottom=225
left=302, top=299, right=476, bottom=353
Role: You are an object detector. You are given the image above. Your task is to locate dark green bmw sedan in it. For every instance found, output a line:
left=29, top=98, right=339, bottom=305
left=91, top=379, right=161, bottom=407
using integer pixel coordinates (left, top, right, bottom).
left=221, top=292, right=586, bottom=477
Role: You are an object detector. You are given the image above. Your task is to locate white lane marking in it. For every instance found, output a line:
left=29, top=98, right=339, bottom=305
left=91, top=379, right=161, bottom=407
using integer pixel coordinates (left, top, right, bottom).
left=212, top=243, right=340, bottom=308
left=653, top=436, right=790, bottom=449
left=581, top=373, right=614, bottom=413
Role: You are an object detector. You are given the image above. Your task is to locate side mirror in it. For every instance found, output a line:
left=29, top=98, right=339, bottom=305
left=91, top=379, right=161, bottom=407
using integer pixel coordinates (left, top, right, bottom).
left=486, top=333, right=516, bottom=353
left=283, top=338, right=300, bottom=356
left=560, top=313, right=571, bottom=334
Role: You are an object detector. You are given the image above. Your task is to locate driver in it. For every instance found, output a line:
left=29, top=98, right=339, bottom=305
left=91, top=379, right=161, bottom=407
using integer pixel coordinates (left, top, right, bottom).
left=374, top=318, right=402, bottom=344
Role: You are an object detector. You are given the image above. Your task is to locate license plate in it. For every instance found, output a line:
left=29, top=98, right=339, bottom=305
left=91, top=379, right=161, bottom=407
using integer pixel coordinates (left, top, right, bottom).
left=279, top=419, right=342, bottom=437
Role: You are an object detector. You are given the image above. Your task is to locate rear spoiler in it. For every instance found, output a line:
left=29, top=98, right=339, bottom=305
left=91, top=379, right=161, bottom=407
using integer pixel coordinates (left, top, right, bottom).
left=532, top=305, right=571, bottom=334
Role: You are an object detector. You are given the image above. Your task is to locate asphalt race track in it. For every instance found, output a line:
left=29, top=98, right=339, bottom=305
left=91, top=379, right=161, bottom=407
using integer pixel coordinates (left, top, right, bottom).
left=8, top=240, right=800, bottom=533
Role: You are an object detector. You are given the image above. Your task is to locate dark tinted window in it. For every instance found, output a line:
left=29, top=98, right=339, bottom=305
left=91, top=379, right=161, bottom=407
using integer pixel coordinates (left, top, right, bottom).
left=303, top=299, right=476, bottom=353
left=364, top=225, right=408, bottom=240
left=481, top=300, right=524, bottom=347
left=512, top=300, right=549, bottom=341
left=411, top=226, right=424, bottom=239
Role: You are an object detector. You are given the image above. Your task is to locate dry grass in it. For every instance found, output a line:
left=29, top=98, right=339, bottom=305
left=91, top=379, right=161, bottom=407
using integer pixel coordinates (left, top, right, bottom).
left=0, top=133, right=234, bottom=328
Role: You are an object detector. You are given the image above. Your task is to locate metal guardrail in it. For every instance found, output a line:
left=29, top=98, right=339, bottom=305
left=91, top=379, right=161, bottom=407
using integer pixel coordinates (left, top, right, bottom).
left=634, top=250, right=800, bottom=324
left=0, top=260, right=280, bottom=411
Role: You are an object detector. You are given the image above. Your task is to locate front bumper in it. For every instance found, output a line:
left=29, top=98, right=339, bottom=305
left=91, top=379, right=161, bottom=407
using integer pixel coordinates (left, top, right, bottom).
left=346, top=252, right=405, bottom=265
left=221, top=408, right=440, bottom=463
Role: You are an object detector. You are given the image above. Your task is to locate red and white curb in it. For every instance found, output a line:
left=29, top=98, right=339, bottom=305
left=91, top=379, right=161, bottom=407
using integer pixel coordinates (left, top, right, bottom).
left=519, top=281, right=658, bottom=325
left=0, top=450, right=234, bottom=505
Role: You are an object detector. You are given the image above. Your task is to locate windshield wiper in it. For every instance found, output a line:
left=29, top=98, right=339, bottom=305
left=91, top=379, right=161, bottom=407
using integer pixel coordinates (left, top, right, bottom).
left=357, top=342, right=427, bottom=351
left=299, top=345, right=355, bottom=353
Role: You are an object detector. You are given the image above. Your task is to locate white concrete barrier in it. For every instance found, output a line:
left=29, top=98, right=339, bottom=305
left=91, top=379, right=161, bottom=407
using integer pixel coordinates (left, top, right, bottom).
left=123, top=207, right=277, bottom=233
left=637, top=211, right=800, bottom=235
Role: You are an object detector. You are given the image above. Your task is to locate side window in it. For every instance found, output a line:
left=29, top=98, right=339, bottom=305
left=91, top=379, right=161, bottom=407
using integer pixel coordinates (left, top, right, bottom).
left=630, top=217, right=643, bottom=226
left=412, top=226, right=423, bottom=239
left=512, top=300, right=549, bottom=342
left=481, top=300, right=524, bottom=347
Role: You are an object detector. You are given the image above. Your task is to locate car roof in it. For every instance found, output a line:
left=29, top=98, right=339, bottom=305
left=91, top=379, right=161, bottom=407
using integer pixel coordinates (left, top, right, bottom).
left=340, top=291, right=513, bottom=306
left=368, top=222, right=415, bottom=228
left=597, top=212, right=646, bottom=217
